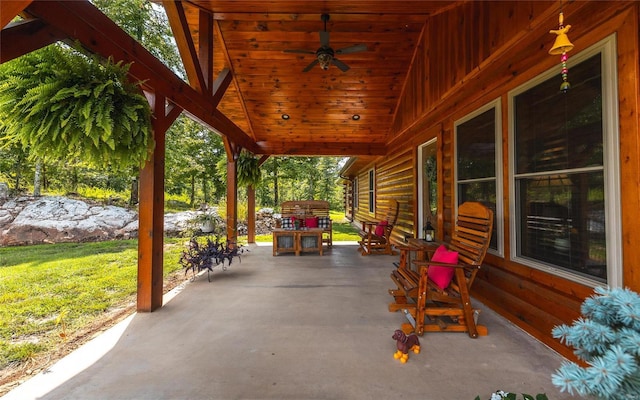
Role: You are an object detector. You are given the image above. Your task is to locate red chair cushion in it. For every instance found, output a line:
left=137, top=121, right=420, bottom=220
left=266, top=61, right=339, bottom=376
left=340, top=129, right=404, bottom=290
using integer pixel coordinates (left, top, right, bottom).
left=428, top=245, right=458, bottom=290
left=374, top=220, right=388, bottom=236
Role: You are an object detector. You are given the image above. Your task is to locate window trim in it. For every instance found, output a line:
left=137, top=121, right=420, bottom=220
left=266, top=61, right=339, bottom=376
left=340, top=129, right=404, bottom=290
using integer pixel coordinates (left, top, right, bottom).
left=507, top=34, right=621, bottom=287
left=353, top=177, right=358, bottom=210
left=367, top=168, right=375, bottom=214
left=454, top=98, right=504, bottom=256
left=417, top=137, right=437, bottom=239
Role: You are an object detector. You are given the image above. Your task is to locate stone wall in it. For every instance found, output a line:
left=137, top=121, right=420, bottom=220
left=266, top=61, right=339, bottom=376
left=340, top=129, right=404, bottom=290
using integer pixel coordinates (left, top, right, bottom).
left=0, top=194, right=277, bottom=246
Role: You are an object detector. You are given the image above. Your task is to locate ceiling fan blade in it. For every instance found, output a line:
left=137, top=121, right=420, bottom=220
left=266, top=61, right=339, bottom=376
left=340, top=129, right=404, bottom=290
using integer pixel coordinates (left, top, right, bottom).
left=335, top=44, right=367, bottom=55
left=319, top=30, right=330, bottom=47
left=303, top=59, right=319, bottom=72
left=332, top=58, right=350, bottom=72
left=283, top=49, right=316, bottom=54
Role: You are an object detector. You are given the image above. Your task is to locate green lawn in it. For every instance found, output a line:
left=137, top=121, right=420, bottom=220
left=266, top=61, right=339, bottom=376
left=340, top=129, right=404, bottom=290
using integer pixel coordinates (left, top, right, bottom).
left=0, top=214, right=358, bottom=372
left=0, top=238, right=186, bottom=369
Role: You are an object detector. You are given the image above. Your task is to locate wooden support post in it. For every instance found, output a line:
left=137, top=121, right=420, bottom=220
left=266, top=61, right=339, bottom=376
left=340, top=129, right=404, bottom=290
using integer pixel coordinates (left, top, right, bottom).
left=223, top=138, right=240, bottom=245
left=247, top=185, right=256, bottom=243
left=137, top=93, right=181, bottom=312
left=226, top=157, right=238, bottom=245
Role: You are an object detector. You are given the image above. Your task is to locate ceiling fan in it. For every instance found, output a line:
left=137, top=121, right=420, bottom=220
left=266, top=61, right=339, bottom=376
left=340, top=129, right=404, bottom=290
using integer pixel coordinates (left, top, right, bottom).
left=284, top=14, right=367, bottom=72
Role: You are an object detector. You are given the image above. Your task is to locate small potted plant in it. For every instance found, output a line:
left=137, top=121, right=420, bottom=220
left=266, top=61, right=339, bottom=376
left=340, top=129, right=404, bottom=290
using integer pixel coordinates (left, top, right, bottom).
left=189, top=209, right=221, bottom=235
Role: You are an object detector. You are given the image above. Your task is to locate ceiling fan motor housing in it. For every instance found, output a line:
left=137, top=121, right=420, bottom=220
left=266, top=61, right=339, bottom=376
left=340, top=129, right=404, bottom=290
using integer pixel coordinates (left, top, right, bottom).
left=316, top=47, right=334, bottom=70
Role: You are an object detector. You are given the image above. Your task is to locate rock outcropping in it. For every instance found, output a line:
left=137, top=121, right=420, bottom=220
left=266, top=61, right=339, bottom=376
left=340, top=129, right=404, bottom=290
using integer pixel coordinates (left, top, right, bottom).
left=0, top=195, right=276, bottom=246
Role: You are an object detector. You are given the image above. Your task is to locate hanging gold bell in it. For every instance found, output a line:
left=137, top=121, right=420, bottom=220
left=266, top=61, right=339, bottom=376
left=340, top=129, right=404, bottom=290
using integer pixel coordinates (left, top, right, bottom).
left=549, top=26, right=574, bottom=55
left=549, top=12, right=574, bottom=55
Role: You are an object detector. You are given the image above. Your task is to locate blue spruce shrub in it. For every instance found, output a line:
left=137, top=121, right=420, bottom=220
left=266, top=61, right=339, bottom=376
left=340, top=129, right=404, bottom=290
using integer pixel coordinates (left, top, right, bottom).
left=552, top=287, right=640, bottom=399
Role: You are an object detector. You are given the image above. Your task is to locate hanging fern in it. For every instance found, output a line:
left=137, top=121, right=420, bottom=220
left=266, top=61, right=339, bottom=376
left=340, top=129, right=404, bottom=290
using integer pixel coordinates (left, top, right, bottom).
left=0, top=44, right=153, bottom=170
left=236, top=151, right=261, bottom=187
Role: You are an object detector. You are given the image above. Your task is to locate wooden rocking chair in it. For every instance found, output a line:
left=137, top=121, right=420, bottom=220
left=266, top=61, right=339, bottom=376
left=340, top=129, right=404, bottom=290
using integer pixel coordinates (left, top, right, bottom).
left=357, top=199, right=399, bottom=256
left=388, top=202, right=493, bottom=338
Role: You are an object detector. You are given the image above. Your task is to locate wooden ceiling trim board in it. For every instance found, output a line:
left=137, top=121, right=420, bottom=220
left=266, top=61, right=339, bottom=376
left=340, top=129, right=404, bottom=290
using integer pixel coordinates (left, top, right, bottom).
left=210, top=68, right=233, bottom=108
left=213, top=18, right=256, bottom=141
left=389, top=18, right=426, bottom=141
left=23, top=0, right=258, bottom=153
left=256, top=141, right=387, bottom=157
left=0, top=0, right=33, bottom=28
left=186, top=1, right=460, bottom=15
left=198, top=8, right=214, bottom=94
left=211, top=13, right=435, bottom=23
left=386, top=0, right=602, bottom=150
left=0, top=18, right=65, bottom=63
left=162, top=0, right=207, bottom=92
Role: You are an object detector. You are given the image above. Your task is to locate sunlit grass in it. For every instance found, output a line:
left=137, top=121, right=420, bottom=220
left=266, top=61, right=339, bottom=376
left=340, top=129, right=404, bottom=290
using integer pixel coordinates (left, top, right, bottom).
left=0, top=238, right=185, bottom=368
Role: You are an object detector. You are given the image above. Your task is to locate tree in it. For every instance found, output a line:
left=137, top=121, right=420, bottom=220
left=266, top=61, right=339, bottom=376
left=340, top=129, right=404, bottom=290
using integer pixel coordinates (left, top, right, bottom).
left=92, top=0, right=185, bottom=78
left=552, top=287, right=640, bottom=399
left=166, top=117, right=226, bottom=207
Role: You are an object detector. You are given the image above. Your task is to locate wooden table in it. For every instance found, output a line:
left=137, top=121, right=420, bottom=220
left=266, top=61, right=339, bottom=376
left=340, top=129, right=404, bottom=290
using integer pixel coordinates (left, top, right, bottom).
left=273, top=228, right=324, bottom=256
left=406, top=238, right=440, bottom=262
left=297, top=229, right=323, bottom=256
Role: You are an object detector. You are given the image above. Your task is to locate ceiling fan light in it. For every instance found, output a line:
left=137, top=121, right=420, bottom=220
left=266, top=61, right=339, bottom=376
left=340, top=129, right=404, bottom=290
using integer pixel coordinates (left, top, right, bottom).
left=352, top=114, right=360, bottom=121
left=281, top=114, right=290, bottom=120
left=318, top=53, right=332, bottom=70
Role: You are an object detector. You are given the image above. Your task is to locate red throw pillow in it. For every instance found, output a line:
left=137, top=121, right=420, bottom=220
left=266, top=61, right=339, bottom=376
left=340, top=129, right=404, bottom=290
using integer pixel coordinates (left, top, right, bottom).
left=305, top=217, right=319, bottom=228
left=428, top=245, right=458, bottom=290
left=374, top=220, right=388, bottom=236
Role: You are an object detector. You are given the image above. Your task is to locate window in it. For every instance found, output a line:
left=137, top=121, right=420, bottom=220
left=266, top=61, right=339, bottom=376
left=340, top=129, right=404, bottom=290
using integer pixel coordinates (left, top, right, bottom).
left=368, top=169, right=375, bottom=214
left=418, top=139, right=438, bottom=239
left=455, top=100, right=502, bottom=253
left=353, top=177, right=358, bottom=209
left=509, top=35, right=620, bottom=286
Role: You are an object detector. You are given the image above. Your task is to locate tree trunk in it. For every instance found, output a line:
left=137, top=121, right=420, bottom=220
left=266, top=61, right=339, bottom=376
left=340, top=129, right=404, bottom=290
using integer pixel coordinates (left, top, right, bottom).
left=189, top=174, right=195, bottom=207
left=203, top=174, right=209, bottom=204
left=129, top=175, right=139, bottom=206
left=273, top=159, right=279, bottom=207
left=33, top=158, right=42, bottom=196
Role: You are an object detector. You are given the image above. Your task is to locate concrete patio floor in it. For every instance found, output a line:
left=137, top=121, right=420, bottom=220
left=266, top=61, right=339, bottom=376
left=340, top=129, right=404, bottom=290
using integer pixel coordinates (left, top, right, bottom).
left=3, top=243, right=575, bottom=400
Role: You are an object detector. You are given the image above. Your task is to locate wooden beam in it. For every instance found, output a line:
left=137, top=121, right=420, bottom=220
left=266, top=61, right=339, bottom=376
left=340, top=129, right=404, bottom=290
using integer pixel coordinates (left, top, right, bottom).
left=162, top=0, right=206, bottom=92
left=223, top=137, right=241, bottom=244
left=138, top=92, right=180, bottom=312
left=210, top=68, right=232, bottom=108
left=1, top=0, right=33, bottom=28
left=198, top=9, right=214, bottom=94
left=0, top=18, right=65, bottom=63
left=257, top=155, right=270, bottom=166
left=247, top=185, right=256, bottom=244
left=255, top=141, right=387, bottom=156
left=24, top=0, right=259, bottom=153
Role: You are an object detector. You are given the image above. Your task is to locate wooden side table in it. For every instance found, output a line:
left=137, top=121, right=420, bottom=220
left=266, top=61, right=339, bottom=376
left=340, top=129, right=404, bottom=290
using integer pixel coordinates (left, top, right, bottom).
left=273, top=229, right=297, bottom=256
left=297, top=229, right=323, bottom=256
left=272, top=228, right=324, bottom=256
left=406, top=238, right=440, bottom=262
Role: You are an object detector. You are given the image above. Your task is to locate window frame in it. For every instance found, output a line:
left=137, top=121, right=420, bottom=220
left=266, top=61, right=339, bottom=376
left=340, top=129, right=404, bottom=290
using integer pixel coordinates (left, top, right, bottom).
left=367, top=168, right=375, bottom=214
left=417, top=137, right=438, bottom=239
left=353, top=177, right=358, bottom=210
left=507, top=34, right=621, bottom=287
left=454, top=98, right=504, bottom=256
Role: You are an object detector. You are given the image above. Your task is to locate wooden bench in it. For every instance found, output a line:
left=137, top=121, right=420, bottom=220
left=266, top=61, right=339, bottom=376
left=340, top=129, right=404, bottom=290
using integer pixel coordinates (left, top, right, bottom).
left=357, top=199, right=399, bottom=256
left=277, top=200, right=332, bottom=246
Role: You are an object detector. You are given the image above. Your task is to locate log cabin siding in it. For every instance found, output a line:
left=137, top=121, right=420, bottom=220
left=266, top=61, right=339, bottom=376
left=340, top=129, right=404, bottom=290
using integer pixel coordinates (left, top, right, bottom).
left=352, top=150, right=415, bottom=245
left=351, top=1, right=640, bottom=360
left=375, top=148, right=414, bottom=244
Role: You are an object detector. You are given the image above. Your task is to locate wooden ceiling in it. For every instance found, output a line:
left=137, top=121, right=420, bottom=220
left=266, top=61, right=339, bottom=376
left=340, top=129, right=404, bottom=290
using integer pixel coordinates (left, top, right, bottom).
left=167, top=1, right=459, bottom=156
